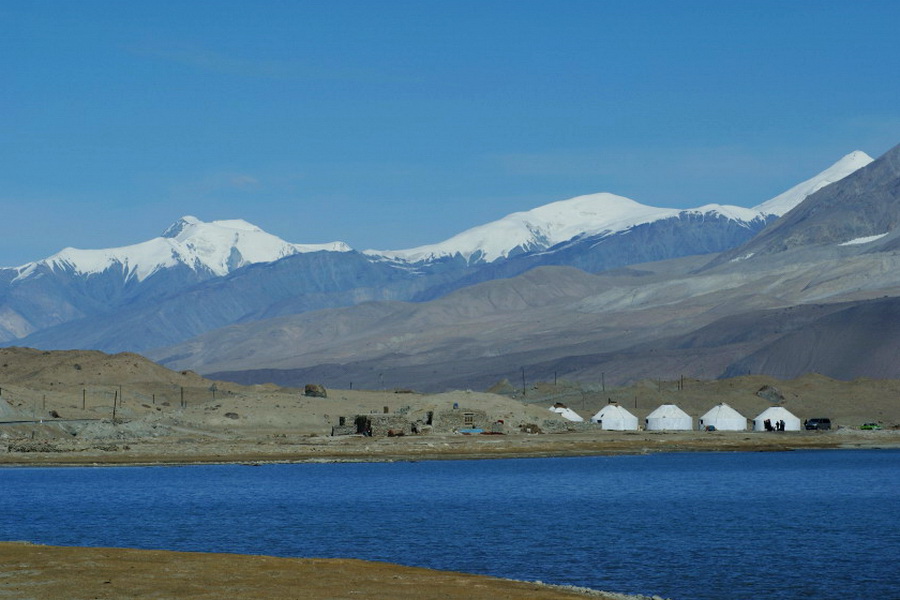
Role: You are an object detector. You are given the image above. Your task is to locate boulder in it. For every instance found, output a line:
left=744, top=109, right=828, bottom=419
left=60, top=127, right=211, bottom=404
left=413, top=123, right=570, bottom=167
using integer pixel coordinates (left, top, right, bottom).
left=757, top=385, right=785, bottom=403
left=304, top=384, right=328, bottom=398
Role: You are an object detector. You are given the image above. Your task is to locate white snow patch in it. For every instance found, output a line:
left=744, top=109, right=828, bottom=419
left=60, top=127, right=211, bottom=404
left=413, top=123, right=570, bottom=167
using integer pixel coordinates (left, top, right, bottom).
left=681, top=203, right=762, bottom=223
left=840, top=233, right=889, bottom=246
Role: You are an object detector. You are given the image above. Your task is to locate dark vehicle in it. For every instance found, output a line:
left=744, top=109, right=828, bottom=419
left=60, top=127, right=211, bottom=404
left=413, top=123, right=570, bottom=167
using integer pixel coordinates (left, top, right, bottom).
left=805, top=418, right=832, bottom=430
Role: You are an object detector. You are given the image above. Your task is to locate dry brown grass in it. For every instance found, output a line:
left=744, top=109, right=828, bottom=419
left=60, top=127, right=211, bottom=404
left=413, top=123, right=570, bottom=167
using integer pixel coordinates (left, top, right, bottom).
left=0, top=543, right=618, bottom=600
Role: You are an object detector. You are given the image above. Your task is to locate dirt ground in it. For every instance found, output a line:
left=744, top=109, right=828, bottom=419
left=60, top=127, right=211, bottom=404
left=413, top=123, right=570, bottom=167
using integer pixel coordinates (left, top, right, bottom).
left=0, top=543, right=634, bottom=600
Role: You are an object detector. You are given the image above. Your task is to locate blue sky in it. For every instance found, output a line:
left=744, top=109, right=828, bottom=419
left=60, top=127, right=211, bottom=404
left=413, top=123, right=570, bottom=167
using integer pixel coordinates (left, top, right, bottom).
left=1, top=0, right=898, bottom=266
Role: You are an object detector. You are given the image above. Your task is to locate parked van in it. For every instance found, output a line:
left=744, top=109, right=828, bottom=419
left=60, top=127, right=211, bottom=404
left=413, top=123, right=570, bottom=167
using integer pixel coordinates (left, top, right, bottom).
left=805, top=418, right=832, bottom=430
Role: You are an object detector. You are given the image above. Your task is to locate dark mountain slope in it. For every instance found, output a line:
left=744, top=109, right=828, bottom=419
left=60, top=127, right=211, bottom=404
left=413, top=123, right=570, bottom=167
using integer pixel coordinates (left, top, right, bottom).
left=18, top=251, right=470, bottom=353
left=722, top=296, right=900, bottom=379
left=413, top=211, right=772, bottom=302
left=710, top=143, right=900, bottom=265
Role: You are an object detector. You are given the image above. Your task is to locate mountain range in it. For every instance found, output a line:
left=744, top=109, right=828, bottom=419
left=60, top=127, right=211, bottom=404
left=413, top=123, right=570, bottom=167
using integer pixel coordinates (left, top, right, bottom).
left=5, top=146, right=899, bottom=391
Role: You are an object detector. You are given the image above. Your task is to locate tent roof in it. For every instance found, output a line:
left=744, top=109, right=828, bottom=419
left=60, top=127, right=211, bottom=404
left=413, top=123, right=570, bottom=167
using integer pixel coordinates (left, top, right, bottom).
left=592, top=404, right=637, bottom=421
left=700, top=403, right=747, bottom=421
left=754, top=406, right=799, bottom=420
left=646, top=404, right=690, bottom=419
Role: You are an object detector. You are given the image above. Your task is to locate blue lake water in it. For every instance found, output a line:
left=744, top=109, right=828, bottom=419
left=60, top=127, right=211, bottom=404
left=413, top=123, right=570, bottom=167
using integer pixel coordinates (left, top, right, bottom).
left=1, top=449, right=898, bottom=600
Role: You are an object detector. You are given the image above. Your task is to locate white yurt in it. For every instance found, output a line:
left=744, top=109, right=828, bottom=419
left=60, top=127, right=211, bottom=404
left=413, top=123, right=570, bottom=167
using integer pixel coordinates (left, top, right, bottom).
left=549, top=404, right=583, bottom=422
left=590, top=403, right=639, bottom=431
left=698, top=403, right=748, bottom=431
left=753, top=406, right=801, bottom=431
left=644, top=404, right=692, bottom=431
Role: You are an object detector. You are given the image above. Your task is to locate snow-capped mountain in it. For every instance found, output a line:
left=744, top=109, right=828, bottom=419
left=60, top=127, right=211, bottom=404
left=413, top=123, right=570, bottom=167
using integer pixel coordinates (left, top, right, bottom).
left=372, top=151, right=872, bottom=265
left=753, top=150, right=873, bottom=216
left=717, top=144, right=898, bottom=262
left=13, top=216, right=351, bottom=283
left=372, top=193, right=683, bottom=264
left=0, top=217, right=353, bottom=342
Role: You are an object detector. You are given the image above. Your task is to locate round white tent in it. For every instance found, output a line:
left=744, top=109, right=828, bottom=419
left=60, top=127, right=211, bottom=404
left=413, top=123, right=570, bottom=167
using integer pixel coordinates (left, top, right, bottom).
left=753, top=406, right=801, bottom=431
left=645, top=404, right=692, bottom=431
left=549, top=404, right=583, bottom=422
left=590, top=403, right=639, bottom=431
left=698, top=403, right=748, bottom=431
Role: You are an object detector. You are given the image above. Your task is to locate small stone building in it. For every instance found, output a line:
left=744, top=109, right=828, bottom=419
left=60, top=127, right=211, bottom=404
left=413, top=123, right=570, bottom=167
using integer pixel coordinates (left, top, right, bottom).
left=332, top=413, right=413, bottom=437
left=432, top=407, right=492, bottom=432
left=332, top=404, right=509, bottom=437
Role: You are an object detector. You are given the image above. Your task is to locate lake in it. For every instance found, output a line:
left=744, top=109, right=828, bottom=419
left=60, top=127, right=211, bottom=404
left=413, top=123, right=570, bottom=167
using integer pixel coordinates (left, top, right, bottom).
left=1, top=449, right=898, bottom=600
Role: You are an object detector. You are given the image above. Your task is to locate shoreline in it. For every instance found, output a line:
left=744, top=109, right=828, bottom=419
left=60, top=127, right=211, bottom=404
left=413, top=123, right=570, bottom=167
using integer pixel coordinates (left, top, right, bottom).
left=2, top=429, right=896, bottom=468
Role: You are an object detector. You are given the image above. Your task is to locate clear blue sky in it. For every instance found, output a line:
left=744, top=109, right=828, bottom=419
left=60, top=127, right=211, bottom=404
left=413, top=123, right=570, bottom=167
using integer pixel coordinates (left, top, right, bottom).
left=2, top=0, right=898, bottom=266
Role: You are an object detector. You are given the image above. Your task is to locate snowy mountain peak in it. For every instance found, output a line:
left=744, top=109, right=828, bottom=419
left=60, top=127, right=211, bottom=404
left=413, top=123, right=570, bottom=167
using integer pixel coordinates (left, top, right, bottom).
left=15, top=217, right=352, bottom=283
left=370, top=193, right=683, bottom=264
left=752, top=150, right=873, bottom=216
left=162, top=216, right=263, bottom=240
left=161, top=216, right=201, bottom=238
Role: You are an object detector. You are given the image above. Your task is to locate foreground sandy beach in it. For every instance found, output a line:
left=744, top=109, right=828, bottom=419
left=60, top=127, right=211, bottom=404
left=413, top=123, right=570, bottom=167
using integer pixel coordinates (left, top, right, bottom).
left=0, top=542, right=655, bottom=600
